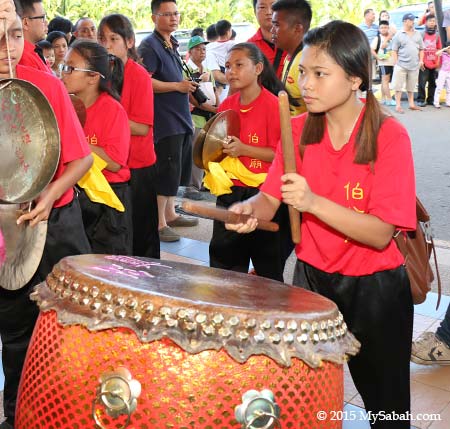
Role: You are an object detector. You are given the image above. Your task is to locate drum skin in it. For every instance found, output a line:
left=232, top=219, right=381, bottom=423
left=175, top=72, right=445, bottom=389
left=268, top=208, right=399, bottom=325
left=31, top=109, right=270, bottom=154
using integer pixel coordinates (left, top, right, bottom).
left=17, top=310, right=343, bottom=429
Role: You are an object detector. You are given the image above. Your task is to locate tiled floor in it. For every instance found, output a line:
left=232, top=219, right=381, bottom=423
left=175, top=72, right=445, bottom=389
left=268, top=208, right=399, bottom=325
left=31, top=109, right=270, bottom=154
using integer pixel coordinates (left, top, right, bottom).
left=161, top=238, right=450, bottom=429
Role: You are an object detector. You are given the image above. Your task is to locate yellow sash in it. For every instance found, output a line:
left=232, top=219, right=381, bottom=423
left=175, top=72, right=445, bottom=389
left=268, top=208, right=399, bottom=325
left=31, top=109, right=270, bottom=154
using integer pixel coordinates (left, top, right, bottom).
left=203, top=156, right=267, bottom=196
left=77, top=153, right=125, bottom=212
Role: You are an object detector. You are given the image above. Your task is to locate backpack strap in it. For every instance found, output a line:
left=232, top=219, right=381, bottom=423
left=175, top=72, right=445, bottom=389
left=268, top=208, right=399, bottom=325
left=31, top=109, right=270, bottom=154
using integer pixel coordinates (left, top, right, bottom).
left=375, top=33, right=381, bottom=53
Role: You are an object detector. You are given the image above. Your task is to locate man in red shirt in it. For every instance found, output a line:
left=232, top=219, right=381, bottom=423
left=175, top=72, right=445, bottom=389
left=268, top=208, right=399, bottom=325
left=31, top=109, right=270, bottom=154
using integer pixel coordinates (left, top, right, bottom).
left=247, top=0, right=287, bottom=79
left=17, top=0, right=51, bottom=72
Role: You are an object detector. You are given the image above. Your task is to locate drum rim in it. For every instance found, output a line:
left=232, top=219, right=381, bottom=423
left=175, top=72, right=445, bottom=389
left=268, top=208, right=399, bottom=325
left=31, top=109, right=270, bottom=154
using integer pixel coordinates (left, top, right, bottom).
left=31, top=254, right=361, bottom=368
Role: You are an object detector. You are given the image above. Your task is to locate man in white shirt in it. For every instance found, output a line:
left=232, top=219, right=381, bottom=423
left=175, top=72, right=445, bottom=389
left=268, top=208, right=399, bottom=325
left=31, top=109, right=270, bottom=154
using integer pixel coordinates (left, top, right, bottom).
left=205, top=19, right=236, bottom=101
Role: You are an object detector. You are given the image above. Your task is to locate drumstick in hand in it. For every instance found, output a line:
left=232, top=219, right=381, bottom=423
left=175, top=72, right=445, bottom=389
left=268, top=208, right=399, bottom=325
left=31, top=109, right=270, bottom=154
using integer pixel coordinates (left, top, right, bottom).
left=182, top=201, right=279, bottom=232
left=278, top=91, right=301, bottom=244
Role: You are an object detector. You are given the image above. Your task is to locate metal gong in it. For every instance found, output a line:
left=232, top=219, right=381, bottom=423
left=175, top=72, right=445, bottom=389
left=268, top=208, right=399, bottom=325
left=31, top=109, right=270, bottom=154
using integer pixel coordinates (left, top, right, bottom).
left=201, top=109, right=240, bottom=170
left=0, top=204, right=47, bottom=290
left=0, top=79, right=60, bottom=203
left=192, top=113, right=216, bottom=169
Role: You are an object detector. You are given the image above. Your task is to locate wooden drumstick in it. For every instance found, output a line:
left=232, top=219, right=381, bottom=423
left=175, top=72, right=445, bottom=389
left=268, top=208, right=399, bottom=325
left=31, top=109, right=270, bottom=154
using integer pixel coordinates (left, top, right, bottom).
left=182, top=201, right=279, bottom=232
left=278, top=90, right=301, bottom=244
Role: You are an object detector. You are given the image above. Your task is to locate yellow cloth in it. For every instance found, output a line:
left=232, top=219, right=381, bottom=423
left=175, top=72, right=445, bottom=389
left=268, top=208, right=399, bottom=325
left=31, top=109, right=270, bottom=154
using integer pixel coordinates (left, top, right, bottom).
left=203, top=156, right=267, bottom=196
left=77, top=153, right=125, bottom=212
left=282, top=50, right=307, bottom=116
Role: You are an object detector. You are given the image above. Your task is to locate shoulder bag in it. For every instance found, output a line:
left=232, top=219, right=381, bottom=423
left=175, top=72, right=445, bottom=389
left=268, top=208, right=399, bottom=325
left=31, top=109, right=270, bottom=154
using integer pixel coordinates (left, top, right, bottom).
left=394, top=197, right=441, bottom=308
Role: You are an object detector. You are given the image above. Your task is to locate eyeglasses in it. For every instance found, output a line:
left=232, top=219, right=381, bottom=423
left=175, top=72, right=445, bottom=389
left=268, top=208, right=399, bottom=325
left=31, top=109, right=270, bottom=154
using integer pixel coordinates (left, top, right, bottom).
left=58, top=63, right=105, bottom=79
left=154, top=11, right=181, bottom=18
left=27, top=14, right=46, bottom=22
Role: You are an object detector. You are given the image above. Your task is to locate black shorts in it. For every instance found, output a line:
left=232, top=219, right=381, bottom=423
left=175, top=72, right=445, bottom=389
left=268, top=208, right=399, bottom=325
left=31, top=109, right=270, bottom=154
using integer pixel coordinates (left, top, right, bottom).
left=154, top=133, right=192, bottom=196
left=379, top=65, right=393, bottom=77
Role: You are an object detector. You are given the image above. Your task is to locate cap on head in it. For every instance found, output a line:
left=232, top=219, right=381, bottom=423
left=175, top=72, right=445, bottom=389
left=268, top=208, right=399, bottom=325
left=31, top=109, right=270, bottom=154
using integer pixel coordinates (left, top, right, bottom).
left=402, top=13, right=416, bottom=21
left=188, top=35, right=207, bottom=50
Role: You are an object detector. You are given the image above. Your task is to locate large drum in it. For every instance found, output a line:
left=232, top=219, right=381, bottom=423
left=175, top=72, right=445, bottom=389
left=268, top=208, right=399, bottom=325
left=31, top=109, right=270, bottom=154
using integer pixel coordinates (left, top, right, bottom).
left=16, top=254, right=360, bottom=429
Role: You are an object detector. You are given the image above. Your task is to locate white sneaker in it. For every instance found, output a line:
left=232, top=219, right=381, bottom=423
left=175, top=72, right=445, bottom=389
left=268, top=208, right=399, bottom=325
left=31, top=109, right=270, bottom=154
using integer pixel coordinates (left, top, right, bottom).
left=411, top=332, right=450, bottom=365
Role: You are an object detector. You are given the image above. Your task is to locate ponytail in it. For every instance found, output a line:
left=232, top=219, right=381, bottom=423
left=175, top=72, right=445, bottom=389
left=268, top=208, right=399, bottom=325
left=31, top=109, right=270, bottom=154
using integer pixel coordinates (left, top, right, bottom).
left=354, top=89, right=386, bottom=164
left=108, top=54, right=124, bottom=98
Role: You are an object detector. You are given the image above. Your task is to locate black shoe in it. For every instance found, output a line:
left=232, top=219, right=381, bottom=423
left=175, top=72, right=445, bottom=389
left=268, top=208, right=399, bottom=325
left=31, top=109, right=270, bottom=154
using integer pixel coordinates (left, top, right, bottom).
left=183, top=190, right=204, bottom=201
left=417, top=101, right=427, bottom=107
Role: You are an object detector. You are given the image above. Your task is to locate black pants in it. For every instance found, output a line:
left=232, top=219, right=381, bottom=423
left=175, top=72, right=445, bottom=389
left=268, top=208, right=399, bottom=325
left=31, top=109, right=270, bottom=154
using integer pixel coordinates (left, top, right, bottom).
left=294, top=260, right=413, bottom=428
left=0, top=198, right=91, bottom=424
left=417, top=66, right=437, bottom=104
left=154, top=133, right=192, bottom=196
left=209, top=187, right=284, bottom=282
left=130, top=166, right=160, bottom=258
left=78, top=183, right=133, bottom=255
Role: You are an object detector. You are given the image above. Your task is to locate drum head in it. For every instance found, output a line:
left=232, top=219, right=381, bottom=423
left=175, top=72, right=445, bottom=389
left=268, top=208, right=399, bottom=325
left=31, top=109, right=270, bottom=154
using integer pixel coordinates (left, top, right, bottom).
left=0, top=204, right=47, bottom=290
left=202, top=110, right=240, bottom=170
left=192, top=114, right=216, bottom=170
left=0, top=79, right=60, bottom=203
left=33, top=254, right=361, bottom=367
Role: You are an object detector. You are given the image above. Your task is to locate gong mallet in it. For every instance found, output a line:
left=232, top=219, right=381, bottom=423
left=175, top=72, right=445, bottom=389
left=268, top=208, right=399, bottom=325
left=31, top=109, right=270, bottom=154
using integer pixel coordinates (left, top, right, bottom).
left=182, top=201, right=279, bottom=232
left=278, top=90, right=301, bottom=244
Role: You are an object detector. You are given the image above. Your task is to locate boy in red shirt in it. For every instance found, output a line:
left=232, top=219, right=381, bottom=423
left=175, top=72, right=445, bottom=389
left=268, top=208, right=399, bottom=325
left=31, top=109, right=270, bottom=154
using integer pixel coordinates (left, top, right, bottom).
left=417, top=14, right=441, bottom=107
left=0, top=3, right=92, bottom=427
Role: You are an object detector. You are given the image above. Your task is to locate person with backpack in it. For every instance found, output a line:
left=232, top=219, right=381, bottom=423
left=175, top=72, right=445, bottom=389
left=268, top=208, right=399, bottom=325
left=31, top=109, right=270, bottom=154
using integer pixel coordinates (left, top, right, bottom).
left=417, top=14, right=442, bottom=107
left=371, top=20, right=396, bottom=105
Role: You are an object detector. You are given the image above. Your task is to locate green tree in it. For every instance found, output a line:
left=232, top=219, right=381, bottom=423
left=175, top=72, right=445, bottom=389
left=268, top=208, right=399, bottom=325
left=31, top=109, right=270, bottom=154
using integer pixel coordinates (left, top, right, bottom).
left=43, top=0, right=422, bottom=32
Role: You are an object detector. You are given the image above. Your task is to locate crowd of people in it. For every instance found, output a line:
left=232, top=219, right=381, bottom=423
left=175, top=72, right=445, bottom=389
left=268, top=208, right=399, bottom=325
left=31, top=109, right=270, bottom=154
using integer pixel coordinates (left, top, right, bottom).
left=0, top=0, right=449, bottom=428
left=360, top=4, right=450, bottom=112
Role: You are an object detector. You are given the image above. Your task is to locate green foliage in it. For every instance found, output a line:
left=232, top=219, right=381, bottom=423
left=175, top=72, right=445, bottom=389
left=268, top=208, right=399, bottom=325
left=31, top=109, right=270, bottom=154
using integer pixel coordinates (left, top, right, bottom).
left=43, top=0, right=424, bottom=32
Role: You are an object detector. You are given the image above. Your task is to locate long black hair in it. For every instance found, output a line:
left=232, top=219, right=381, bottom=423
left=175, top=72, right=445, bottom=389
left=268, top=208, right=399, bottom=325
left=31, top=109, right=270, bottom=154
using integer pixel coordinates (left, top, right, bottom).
left=98, top=14, right=139, bottom=62
left=228, top=42, right=285, bottom=97
left=69, top=40, right=124, bottom=100
left=300, top=20, right=387, bottom=164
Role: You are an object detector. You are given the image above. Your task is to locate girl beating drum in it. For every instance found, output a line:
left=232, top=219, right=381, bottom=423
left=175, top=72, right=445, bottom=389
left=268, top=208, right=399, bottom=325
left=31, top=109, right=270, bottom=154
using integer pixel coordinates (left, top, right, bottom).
left=226, top=21, right=416, bottom=428
left=60, top=40, right=133, bottom=255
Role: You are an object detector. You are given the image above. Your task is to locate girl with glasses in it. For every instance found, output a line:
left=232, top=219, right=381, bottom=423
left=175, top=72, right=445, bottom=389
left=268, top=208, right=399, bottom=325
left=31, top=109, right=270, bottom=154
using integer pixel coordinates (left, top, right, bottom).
left=97, top=14, right=159, bottom=259
left=60, top=40, right=133, bottom=255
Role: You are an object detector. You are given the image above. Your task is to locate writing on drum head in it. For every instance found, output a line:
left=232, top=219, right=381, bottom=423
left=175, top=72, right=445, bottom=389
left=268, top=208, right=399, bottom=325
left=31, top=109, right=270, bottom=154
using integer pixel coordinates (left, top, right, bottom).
left=92, top=255, right=173, bottom=280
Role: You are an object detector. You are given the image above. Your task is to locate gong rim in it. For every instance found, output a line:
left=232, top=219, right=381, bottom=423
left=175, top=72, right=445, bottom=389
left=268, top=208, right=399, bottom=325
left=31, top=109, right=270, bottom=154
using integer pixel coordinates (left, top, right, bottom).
left=0, top=78, right=61, bottom=203
left=192, top=113, right=216, bottom=170
left=201, top=110, right=240, bottom=171
left=0, top=203, right=47, bottom=290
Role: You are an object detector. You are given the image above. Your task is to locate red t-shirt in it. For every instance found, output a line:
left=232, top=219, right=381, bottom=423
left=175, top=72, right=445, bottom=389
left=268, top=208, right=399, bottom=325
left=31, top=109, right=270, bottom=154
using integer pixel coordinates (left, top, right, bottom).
left=218, top=87, right=280, bottom=185
left=84, top=92, right=131, bottom=183
left=423, top=32, right=442, bottom=69
left=261, top=112, right=416, bottom=276
left=121, top=59, right=156, bottom=168
left=247, top=29, right=287, bottom=79
left=16, top=65, right=91, bottom=208
left=19, top=40, right=52, bottom=74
